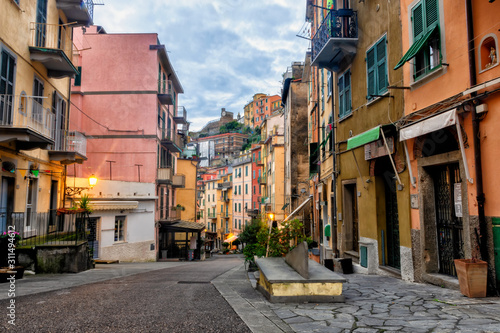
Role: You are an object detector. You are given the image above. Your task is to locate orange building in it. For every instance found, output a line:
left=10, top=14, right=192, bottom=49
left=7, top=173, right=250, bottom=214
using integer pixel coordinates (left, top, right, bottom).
left=251, top=94, right=281, bottom=128
left=395, top=0, right=500, bottom=292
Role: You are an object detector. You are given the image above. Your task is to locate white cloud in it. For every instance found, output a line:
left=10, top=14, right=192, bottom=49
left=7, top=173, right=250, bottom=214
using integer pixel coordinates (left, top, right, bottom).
left=93, top=0, right=309, bottom=131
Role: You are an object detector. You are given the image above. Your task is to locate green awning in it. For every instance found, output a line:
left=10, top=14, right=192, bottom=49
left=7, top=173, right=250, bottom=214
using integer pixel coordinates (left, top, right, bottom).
left=324, top=224, right=331, bottom=237
left=394, top=25, right=438, bottom=70
left=346, top=126, right=381, bottom=150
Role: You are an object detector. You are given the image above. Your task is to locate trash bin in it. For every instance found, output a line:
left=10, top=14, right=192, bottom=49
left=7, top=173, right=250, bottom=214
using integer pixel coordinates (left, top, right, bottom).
left=161, top=250, right=167, bottom=259
left=324, top=259, right=334, bottom=271
left=339, top=258, right=353, bottom=274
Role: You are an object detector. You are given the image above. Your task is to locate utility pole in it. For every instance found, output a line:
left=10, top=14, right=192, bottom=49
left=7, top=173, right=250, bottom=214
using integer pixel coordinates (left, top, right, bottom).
left=106, top=160, right=116, bottom=180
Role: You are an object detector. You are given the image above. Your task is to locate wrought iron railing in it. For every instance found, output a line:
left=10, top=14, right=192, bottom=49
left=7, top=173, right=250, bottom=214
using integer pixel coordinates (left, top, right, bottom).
left=158, top=79, right=173, bottom=95
left=0, top=94, right=54, bottom=141
left=52, top=130, right=87, bottom=155
left=6, top=211, right=88, bottom=248
left=311, top=9, right=358, bottom=61
left=29, top=22, right=73, bottom=60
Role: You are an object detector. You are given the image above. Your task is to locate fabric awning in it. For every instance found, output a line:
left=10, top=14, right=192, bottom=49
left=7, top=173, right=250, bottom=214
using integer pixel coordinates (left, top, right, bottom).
left=225, top=235, right=238, bottom=243
left=91, top=201, right=139, bottom=211
left=399, top=109, right=457, bottom=141
left=346, top=126, right=381, bottom=150
left=324, top=224, right=331, bottom=237
left=394, top=25, right=438, bottom=70
left=399, top=108, right=473, bottom=184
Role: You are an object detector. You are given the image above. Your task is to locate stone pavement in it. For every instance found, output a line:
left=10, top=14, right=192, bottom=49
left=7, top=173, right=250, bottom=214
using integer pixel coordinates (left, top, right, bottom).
left=214, top=260, right=500, bottom=333
left=2, top=256, right=500, bottom=332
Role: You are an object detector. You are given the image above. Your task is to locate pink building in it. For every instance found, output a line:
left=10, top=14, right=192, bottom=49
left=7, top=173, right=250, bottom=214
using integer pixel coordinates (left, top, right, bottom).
left=69, top=26, right=197, bottom=261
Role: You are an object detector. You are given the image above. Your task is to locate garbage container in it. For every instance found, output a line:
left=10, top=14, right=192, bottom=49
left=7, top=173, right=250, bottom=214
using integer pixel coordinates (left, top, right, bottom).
left=339, top=258, right=353, bottom=274
left=324, top=259, right=334, bottom=271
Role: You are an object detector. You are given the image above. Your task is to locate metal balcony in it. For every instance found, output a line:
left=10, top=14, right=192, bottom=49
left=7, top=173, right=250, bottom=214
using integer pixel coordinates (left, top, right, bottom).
left=172, top=174, right=185, bottom=188
left=161, top=129, right=183, bottom=153
left=174, top=106, right=188, bottom=124
left=311, top=9, right=358, bottom=71
left=0, top=94, right=55, bottom=150
left=217, top=181, right=232, bottom=190
left=56, top=0, right=95, bottom=27
left=48, top=131, right=87, bottom=164
left=158, top=80, right=174, bottom=105
left=157, top=167, right=173, bottom=184
left=258, top=176, right=267, bottom=185
left=28, top=23, right=79, bottom=78
left=256, top=158, right=264, bottom=166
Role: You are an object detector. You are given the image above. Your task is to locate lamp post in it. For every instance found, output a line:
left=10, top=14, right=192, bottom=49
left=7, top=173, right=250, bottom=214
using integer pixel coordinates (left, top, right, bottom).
left=265, top=212, right=275, bottom=257
left=65, top=174, right=98, bottom=196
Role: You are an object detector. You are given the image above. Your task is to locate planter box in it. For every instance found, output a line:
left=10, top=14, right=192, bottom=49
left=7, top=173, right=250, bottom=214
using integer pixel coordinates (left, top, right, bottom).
left=454, top=259, right=487, bottom=298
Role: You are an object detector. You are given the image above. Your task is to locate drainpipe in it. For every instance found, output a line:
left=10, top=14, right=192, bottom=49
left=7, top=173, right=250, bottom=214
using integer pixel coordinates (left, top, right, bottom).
left=329, top=68, right=338, bottom=256
left=465, top=0, right=496, bottom=295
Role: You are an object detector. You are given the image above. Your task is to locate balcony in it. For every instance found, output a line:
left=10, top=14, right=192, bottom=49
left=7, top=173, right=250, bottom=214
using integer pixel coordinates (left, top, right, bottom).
left=311, top=9, right=358, bottom=71
left=221, top=212, right=231, bottom=219
left=29, top=23, right=79, bottom=79
left=161, top=129, right=183, bottom=153
left=217, top=181, right=232, bottom=190
left=245, top=208, right=260, bottom=217
left=258, top=176, right=267, bottom=185
left=49, top=131, right=87, bottom=164
left=56, top=0, right=94, bottom=27
left=220, top=195, right=230, bottom=203
left=174, top=106, right=188, bottom=124
left=157, top=167, right=173, bottom=184
left=172, top=174, right=185, bottom=188
left=158, top=79, right=174, bottom=105
left=0, top=94, right=55, bottom=150
left=261, top=197, right=269, bottom=204
left=208, top=213, right=217, bottom=220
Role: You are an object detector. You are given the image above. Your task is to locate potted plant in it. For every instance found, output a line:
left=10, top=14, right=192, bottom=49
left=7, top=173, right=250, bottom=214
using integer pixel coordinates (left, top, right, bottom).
left=454, top=258, right=488, bottom=298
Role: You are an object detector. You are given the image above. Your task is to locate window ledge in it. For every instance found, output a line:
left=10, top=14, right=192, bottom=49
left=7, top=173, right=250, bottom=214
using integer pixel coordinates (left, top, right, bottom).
left=114, top=241, right=128, bottom=245
left=479, top=62, right=499, bottom=74
left=410, top=66, right=446, bottom=90
left=366, top=90, right=390, bottom=107
left=338, top=112, right=353, bottom=123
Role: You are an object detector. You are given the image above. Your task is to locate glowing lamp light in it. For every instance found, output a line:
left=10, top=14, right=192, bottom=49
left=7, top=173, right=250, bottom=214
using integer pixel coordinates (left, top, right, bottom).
left=268, top=213, right=275, bottom=221
left=88, top=174, right=97, bottom=188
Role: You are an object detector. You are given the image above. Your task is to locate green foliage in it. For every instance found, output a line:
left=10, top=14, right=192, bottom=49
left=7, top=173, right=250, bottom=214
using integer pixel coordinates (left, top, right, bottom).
left=78, top=194, right=93, bottom=213
left=222, top=242, right=229, bottom=248
left=219, top=121, right=244, bottom=134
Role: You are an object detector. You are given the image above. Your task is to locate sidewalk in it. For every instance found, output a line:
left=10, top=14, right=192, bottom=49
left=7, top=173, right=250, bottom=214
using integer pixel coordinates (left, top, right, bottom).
left=0, top=261, right=193, bottom=300
left=214, top=261, right=500, bottom=333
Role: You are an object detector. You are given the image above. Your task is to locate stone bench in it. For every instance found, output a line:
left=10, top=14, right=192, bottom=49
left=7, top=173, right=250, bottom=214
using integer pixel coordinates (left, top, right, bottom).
left=255, top=242, right=346, bottom=303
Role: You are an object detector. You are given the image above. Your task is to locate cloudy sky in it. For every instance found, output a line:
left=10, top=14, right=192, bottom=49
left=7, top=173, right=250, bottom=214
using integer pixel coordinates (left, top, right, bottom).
left=92, top=0, right=310, bottom=131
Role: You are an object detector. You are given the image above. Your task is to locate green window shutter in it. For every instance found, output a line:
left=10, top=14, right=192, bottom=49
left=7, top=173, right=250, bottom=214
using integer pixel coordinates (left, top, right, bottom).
left=425, top=0, right=439, bottom=29
left=366, top=48, right=376, bottom=98
left=345, top=71, right=351, bottom=113
left=74, top=66, right=82, bottom=86
left=412, top=2, right=424, bottom=40
left=338, top=76, right=344, bottom=118
left=376, top=38, right=387, bottom=94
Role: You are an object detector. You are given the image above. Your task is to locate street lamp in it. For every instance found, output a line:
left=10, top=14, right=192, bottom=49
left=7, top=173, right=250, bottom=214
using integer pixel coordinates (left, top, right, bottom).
left=65, top=174, right=98, bottom=196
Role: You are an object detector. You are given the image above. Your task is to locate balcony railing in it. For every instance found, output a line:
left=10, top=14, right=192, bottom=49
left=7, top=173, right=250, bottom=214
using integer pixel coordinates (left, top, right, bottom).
left=174, top=106, right=188, bottom=124
left=49, top=130, right=87, bottom=164
left=311, top=9, right=358, bottom=70
left=217, top=181, right=232, bottom=190
left=258, top=176, right=267, bottom=185
left=172, top=174, right=185, bottom=188
left=0, top=94, right=54, bottom=144
left=157, top=167, right=173, bottom=184
left=5, top=211, right=88, bottom=248
left=29, top=23, right=78, bottom=78
left=161, top=129, right=184, bottom=153
left=56, top=0, right=95, bottom=26
left=158, top=80, right=174, bottom=105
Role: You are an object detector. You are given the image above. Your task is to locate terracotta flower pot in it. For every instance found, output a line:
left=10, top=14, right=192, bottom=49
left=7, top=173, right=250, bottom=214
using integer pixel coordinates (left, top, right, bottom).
left=454, top=259, right=487, bottom=298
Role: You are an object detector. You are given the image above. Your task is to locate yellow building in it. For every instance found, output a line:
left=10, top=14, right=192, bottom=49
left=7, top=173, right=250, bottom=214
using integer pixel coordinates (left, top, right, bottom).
left=259, top=112, right=285, bottom=222
left=0, top=0, right=91, bottom=234
left=218, top=172, right=233, bottom=244
left=175, top=158, right=198, bottom=222
left=243, top=93, right=266, bottom=128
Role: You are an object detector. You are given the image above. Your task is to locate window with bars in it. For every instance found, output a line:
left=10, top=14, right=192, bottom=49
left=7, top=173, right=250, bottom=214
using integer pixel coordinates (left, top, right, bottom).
left=114, top=216, right=126, bottom=242
left=367, top=36, right=388, bottom=100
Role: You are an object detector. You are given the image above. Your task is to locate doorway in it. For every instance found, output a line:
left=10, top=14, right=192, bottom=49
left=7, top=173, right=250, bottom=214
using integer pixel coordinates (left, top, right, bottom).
left=343, top=181, right=359, bottom=254
left=430, top=163, right=464, bottom=276
left=0, top=177, right=15, bottom=233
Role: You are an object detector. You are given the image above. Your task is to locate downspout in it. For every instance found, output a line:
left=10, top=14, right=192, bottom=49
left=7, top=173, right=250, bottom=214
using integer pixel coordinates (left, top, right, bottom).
left=329, top=68, right=338, bottom=255
left=465, top=0, right=496, bottom=295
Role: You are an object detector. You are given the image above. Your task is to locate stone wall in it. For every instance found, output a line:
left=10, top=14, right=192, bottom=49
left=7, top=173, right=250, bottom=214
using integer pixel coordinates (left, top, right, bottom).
left=36, top=243, right=92, bottom=273
left=100, top=240, right=156, bottom=262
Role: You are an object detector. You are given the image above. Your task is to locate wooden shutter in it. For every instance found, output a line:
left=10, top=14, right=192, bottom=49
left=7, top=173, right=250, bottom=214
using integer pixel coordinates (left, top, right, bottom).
left=376, top=38, right=387, bottom=94
left=425, top=0, right=439, bottom=29
left=338, top=75, right=344, bottom=117
left=344, top=71, right=351, bottom=113
left=412, top=2, right=424, bottom=40
left=366, top=48, right=376, bottom=98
